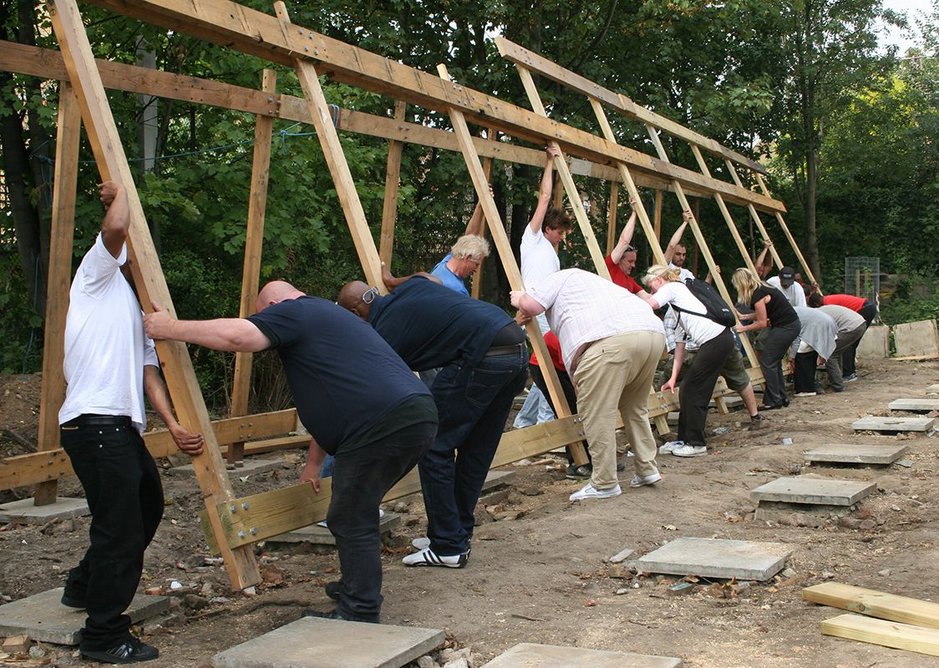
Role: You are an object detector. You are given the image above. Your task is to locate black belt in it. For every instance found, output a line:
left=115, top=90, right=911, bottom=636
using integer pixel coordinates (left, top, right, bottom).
left=484, top=342, right=526, bottom=357
left=63, top=414, right=132, bottom=428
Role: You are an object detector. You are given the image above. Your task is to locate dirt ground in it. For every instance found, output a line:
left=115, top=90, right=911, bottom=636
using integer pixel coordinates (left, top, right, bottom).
left=1, top=357, right=938, bottom=667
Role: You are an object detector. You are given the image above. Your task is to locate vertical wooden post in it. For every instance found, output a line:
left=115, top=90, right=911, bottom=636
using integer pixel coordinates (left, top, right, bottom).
left=34, top=82, right=81, bottom=506
left=514, top=66, right=610, bottom=280
left=228, top=69, right=276, bottom=467
left=379, top=101, right=407, bottom=268
left=436, top=64, right=586, bottom=465
left=605, top=181, right=618, bottom=255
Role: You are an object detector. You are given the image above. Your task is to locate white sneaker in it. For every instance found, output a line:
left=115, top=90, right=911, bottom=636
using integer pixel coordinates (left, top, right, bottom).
left=794, top=391, right=817, bottom=397
left=411, top=536, right=430, bottom=550
left=658, top=440, right=684, bottom=454
left=569, top=482, right=622, bottom=501
left=402, top=547, right=468, bottom=568
left=672, top=444, right=707, bottom=457
left=629, top=471, right=662, bottom=488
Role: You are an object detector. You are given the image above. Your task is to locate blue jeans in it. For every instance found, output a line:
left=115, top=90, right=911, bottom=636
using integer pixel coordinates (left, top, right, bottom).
left=60, top=420, right=163, bottom=650
left=421, top=347, right=527, bottom=555
left=328, top=420, right=436, bottom=621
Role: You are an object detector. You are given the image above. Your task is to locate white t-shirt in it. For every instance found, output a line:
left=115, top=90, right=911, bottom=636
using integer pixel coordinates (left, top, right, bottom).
left=767, top=276, right=806, bottom=307
left=528, top=269, right=664, bottom=372
left=652, top=281, right=726, bottom=347
left=520, top=225, right=559, bottom=288
left=59, top=233, right=158, bottom=433
left=668, top=262, right=694, bottom=283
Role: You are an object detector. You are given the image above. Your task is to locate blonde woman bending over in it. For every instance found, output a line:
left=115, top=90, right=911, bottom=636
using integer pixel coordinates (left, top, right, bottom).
left=730, top=268, right=801, bottom=410
left=640, top=266, right=734, bottom=457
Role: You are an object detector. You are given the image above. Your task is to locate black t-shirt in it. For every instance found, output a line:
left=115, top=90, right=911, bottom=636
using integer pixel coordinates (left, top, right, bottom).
left=247, top=296, right=433, bottom=454
left=367, top=277, right=518, bottom=370
left=752, top=285, right=799, bottom=328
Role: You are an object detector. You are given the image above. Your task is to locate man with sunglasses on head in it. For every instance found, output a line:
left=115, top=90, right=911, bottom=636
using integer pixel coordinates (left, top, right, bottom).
left=144, top=281, right=437, bottom=624
left=337, top=276, right=527, bottom=570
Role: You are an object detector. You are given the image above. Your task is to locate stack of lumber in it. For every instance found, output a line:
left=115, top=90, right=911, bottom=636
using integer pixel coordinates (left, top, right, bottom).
left=803, top=582, right=939, bottom=657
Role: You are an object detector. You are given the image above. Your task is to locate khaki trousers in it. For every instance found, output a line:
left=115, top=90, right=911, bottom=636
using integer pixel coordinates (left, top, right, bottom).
left=573, top=330, right=665, bottom=489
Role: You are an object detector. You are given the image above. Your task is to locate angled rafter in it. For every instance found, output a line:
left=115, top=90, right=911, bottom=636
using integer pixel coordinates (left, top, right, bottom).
left=81, top=0, right=785, bottom=214
left=47, top=0, right=260, bottom=589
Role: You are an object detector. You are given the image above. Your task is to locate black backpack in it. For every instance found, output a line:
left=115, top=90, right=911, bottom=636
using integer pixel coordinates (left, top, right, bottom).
left=671, top=277, right=736, bottom=327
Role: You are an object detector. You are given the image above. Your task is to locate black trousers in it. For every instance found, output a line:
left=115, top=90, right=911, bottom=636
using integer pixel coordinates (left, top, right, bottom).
left=794, top=350, right=819, bottom=393
left=328, top=420, right=436, bottom=621
left=529, top=363, right=591, bottom=465
left=677, top=329, right=734, bottom=448
left=760, top=320, right=801, bottom=407
left=61, top=420, right=163, bottom=650
left=843, top=301, right=877, bottom=376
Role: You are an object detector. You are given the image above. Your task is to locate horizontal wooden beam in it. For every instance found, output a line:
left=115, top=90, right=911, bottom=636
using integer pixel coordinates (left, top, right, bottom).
left=79, top=0, right=785, bottom=213
left=0, top=409, right=299, bottom=490
left=495, top=37, right=766, bottom=175
left=0, top=41, right=729, bottom=204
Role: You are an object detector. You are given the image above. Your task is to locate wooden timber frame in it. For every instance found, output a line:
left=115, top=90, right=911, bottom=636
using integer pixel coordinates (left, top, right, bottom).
left=6, top=0, right=806, bottom=590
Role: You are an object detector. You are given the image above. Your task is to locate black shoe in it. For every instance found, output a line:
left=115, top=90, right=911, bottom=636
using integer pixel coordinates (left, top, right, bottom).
left=757, top=403, right=783, bottom=411
left=61, top=591, right=86, bottom=609
left=301, top=608, right=376, bottom=623
left=81, top=637, right=158, bottom=664
left=749, top=413, right=768, bottom=430
left=565, top=463, right=592, bottom=480
left=324, top=581, right=342, bottom=601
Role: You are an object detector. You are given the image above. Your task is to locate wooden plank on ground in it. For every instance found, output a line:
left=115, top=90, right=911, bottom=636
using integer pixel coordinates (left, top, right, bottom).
left=821, top=613, right=939, bottom=657
left=804, top=583, right=939, bottom=630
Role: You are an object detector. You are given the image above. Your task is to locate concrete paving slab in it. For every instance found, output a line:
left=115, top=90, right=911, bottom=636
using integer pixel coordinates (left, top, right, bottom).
left=857, top=325, right=889, bottom=359
left=853, top=416, right=935, bottom=432
left=889, top=398, right=939, bottom=412
left=926, top=384, right=939, bottom=394
left=0, top=588, right=169, bottom=645
left=481, top=643, right=682, bottom=668
left=751, top=476, right=875, bottom=506
left=893, top=320, right=939, bottom=358
left=168, top=457, right=283, bottom=478
left=803, top=443, right=909, bottom=466
left=212, top=617, right=444, bottom=668
left=636, top=537, right=792, bottom=582
left=0, top=497, right=89, bottom=524
left=267, top=512, right=400, bottom=546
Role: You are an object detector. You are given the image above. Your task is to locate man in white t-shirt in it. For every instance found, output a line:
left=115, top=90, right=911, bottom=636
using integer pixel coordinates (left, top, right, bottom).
left=767, top=266, right=806, bottom=307
left=514, top=144, right=574, bottom=429
left=512, top=269, right=665, bottom=501
left=58, top=182, right=203, bottom=664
